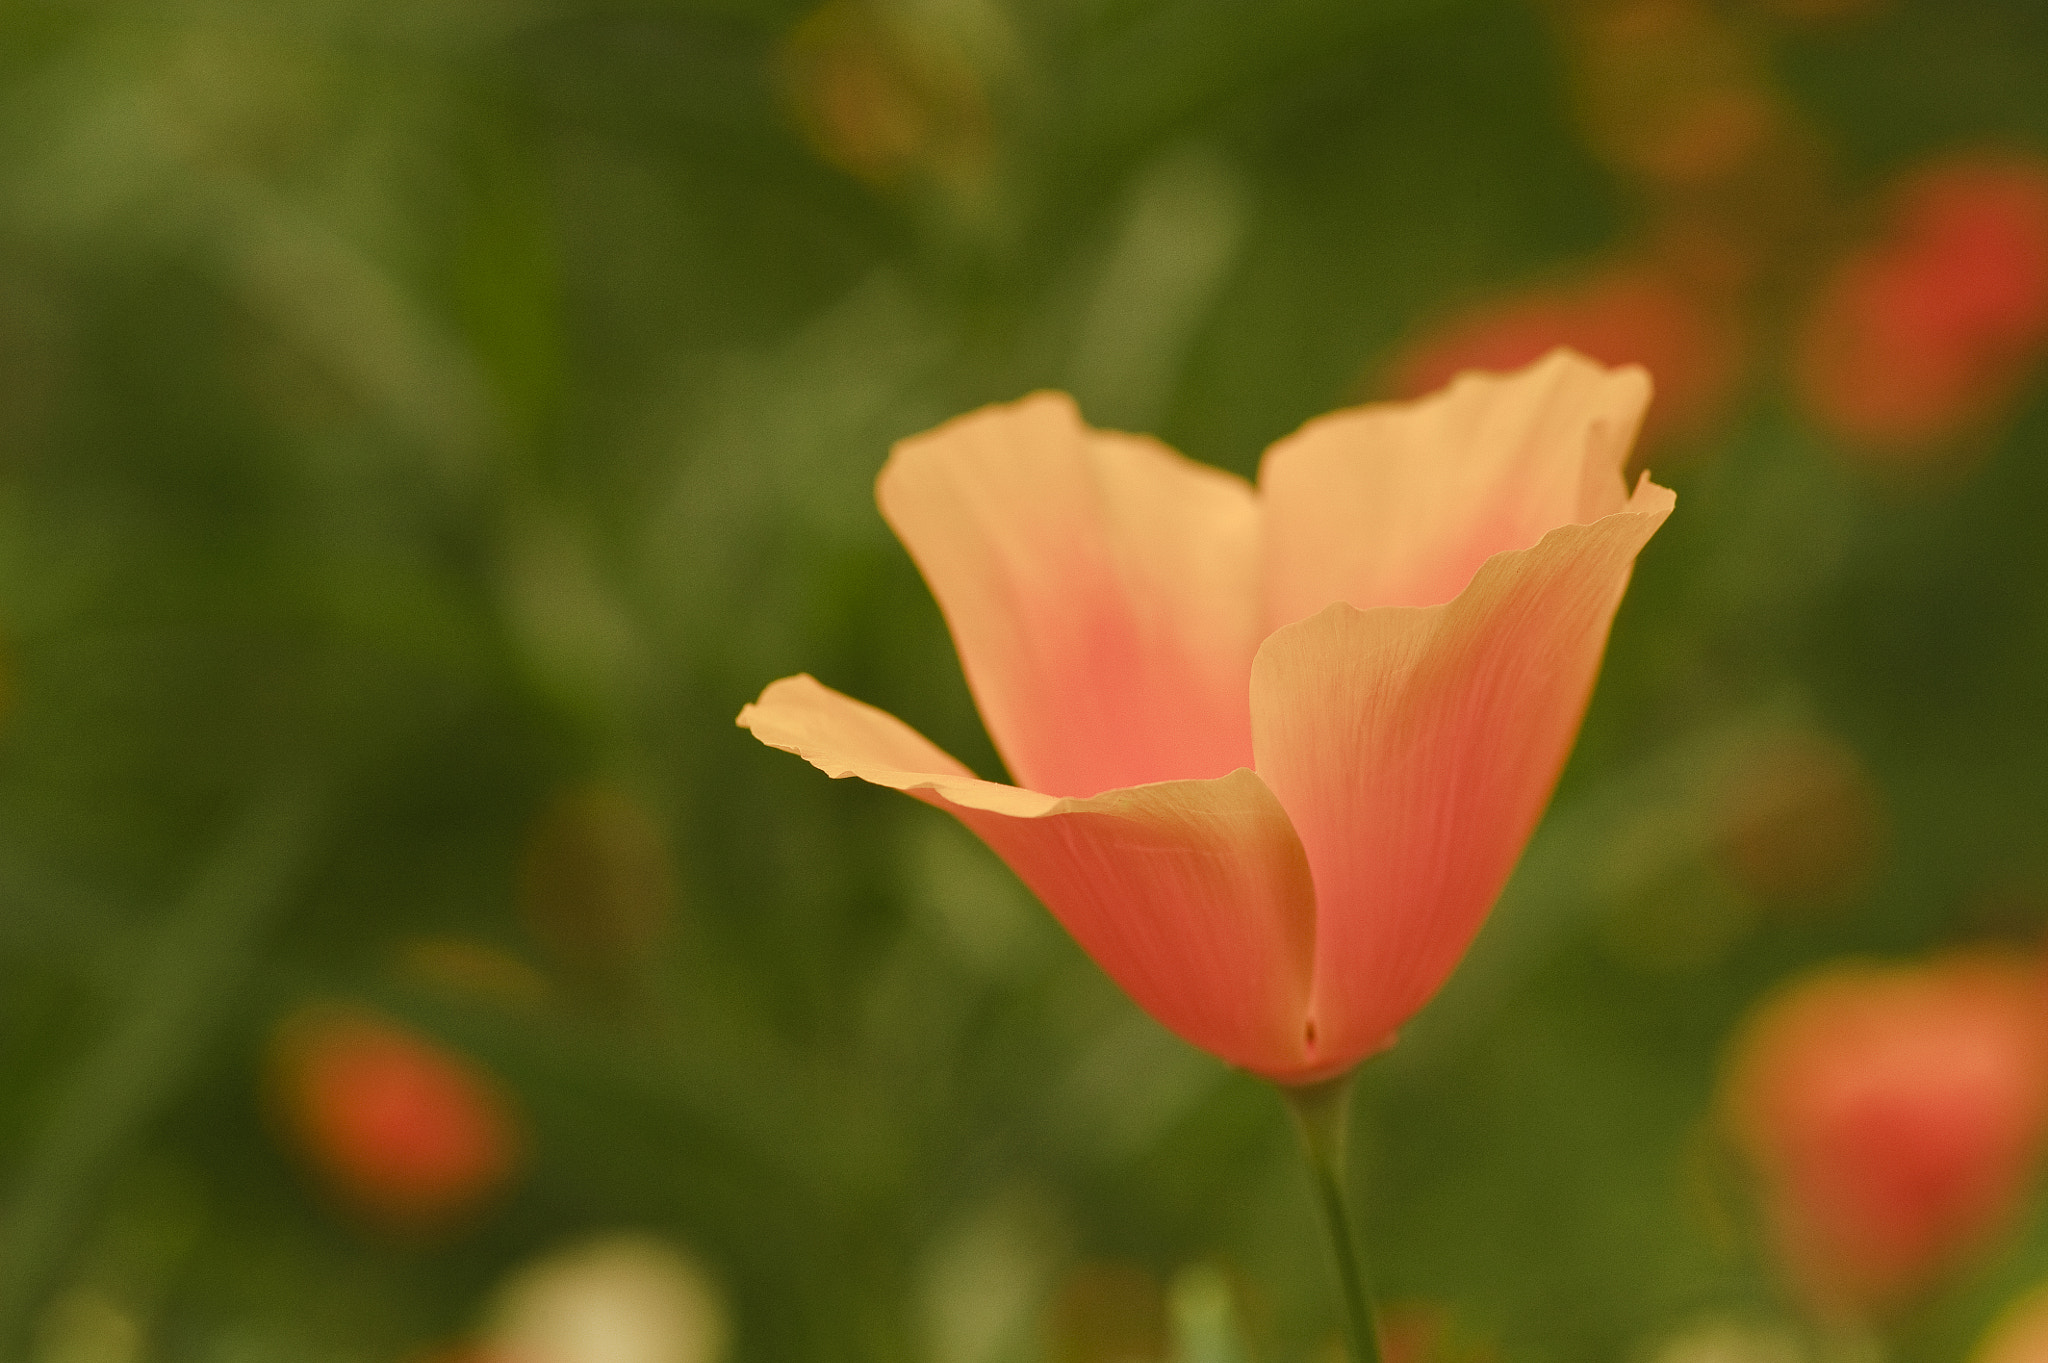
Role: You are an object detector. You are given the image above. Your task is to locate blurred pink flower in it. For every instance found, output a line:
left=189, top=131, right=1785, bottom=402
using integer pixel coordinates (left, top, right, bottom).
left=741, top=352, right=1672, bottom=1083
left=1796, top=154, right=2048, bottom=458
left=1389, top=263, right=1743, bottom=445
left=1722, top=954, right=2048, bottom=1317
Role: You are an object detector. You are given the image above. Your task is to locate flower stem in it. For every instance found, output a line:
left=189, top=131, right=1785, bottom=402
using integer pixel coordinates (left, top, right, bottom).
left=1281, top=1073, right=1383, bottom=1363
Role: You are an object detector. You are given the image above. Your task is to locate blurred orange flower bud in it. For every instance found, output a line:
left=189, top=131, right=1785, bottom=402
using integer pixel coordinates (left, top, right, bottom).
left=1721, top=954, right=2048, bottom=1318
left=1388, top=263, right=1743, bottom=444
left=1975, top=1280, right=2048, bottom=1363
left=272, top=1006, right=522, bottom=1231
left=518, top=785, right=674, bottom=1008
left=778, top=0, right=990, bottom=192
left=1713, top=730, right=1887, bottom=912
left=397, top=936, right=553, bottom=1009
left=1796, top=154, right=2048, bottom=460
left=1567, top=0, right=1787, bottom=188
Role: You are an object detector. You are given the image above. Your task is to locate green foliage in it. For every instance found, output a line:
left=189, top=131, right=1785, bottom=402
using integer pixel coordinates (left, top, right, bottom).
left=2, top=0, right=2048, bottom=1359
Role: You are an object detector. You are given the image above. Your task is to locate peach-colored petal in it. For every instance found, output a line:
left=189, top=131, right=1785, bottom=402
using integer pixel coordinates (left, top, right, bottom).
left=877, top=393, right=1262, bottom=798
left=1258, top=350, right=1652, bottom=626
left=739, top=675, right=1318, bottom=1076
left=1248, top=478, right=1674, bottom=1068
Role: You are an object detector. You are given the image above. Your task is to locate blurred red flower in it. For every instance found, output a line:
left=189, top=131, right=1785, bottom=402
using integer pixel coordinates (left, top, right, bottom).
left=1722, top=954, right=2048, bottom=1317
left=1388, top=263, right=1743, bottom=445
left=1796, top=154, right=2048, bottom=458
left=272, top=1006, right=522, bottom=1231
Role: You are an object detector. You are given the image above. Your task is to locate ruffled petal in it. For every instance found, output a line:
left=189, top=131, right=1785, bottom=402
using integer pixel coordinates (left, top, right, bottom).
left=1248, top=479, right=1675, bottom=1071
left=878, top=393, right=1262, bottom=798
left=1258, top=349, right=1652, bottom=626
left=740, top=675, right=1318, bottom=1076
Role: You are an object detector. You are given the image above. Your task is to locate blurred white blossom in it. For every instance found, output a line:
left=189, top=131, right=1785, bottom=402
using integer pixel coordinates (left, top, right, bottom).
left=483, top=1235, right=728, bottom=1363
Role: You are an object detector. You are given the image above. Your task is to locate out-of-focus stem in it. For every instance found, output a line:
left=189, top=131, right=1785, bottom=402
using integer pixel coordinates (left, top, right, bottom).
left=1281, top=1073, right=1383, bottom=1363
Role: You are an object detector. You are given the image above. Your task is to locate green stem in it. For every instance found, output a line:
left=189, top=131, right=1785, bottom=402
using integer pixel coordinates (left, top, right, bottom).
left=1281, top=1074, right=1383, bottom=1363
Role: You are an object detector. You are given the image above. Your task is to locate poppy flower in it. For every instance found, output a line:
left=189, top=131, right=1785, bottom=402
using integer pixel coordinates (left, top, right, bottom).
left=740, top=352, right=1672, bottom=1083
left=1721, top=954, right=2048, bottom=1317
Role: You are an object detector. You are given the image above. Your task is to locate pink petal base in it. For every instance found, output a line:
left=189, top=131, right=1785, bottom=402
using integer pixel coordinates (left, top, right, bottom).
left=740, top=676, right=1322, bottom=1077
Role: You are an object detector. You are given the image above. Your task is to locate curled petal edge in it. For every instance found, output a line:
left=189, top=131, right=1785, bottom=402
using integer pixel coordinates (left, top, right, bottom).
left=739, top=674, right=1321, bottom=1077
left=1250, top=473, right=1676, bottom=1066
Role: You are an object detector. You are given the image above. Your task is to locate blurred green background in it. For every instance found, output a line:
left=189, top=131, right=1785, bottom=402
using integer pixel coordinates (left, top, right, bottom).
left=4, top=0, right=2048, bottom=1359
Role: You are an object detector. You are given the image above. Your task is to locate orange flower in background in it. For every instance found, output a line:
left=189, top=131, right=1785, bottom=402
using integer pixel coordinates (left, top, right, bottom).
left=742, top=352, right=1673, bottom=1083
left=272, top=1006, right=523, bottom=1230
left=1567, top=0, right=1788, bottom=189
left=1388, top=263, right=1742, bottom=445
left=1722, top=954, right=2048, bottom=1318
left=1796, top=154, right=2048, bottom=458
